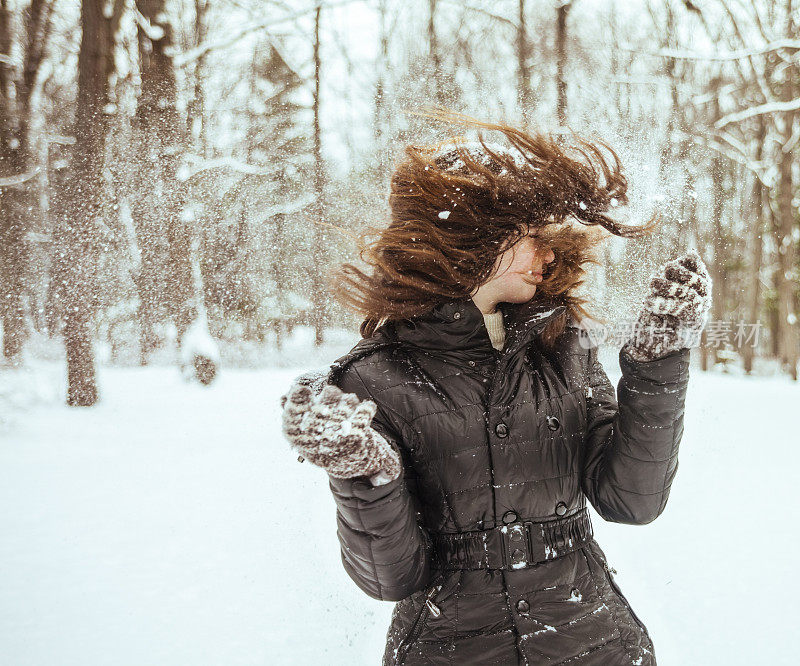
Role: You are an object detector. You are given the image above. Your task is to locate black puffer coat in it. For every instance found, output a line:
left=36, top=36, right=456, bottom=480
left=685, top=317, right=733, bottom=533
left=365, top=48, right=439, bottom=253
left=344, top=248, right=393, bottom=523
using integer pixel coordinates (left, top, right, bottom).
left=326, top=296, right=689, bottom=665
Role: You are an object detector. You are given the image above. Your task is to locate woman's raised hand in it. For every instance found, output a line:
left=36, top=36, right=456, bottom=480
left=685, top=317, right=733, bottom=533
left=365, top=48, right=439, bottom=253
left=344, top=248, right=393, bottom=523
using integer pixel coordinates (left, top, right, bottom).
left=623, top=250, right=712, bottom=362
left=280, top=372, right=402, bottom=486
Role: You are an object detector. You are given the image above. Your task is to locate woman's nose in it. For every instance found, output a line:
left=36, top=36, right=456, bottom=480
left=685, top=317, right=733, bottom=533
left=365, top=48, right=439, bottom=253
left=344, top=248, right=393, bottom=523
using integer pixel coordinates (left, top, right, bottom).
left=540, top=247, right=555, bottom=264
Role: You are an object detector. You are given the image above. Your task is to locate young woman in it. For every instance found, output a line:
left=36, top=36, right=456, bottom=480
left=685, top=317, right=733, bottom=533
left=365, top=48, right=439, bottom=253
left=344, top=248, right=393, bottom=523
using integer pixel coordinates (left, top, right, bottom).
left=281, top=115, right=711, bottom=665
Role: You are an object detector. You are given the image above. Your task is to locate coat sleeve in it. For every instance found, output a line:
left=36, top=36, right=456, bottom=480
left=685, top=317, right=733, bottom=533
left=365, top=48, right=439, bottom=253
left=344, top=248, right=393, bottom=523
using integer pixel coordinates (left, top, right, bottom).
left=327, top=365, right=433, bottom=602
left=581, top=344, right=690, bottom=525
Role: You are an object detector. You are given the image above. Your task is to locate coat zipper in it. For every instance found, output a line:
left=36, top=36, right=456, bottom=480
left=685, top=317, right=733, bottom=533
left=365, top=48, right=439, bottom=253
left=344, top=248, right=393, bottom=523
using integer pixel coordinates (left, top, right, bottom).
left=395, top=582, right=443, bottom=664
left=602, top=562, right=647, bottom=633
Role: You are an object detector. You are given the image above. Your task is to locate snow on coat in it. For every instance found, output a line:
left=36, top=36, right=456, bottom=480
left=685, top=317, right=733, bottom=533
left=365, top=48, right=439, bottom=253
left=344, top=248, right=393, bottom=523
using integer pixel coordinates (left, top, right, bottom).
left=326, top=296, right=690, bottom=665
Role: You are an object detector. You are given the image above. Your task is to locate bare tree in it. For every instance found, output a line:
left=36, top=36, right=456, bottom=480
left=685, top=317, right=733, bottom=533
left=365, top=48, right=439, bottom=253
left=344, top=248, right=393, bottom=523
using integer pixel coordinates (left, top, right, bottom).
left=187, top=0, right=210, bottom=158
left=0, top=0, right=53, bottom=361
left=311, top=2, right=326, bottom=346
left=774, top=0, right=798, bottom=379
left=428, top=0, right=446, bottom=107
left=50, top=0, right=121, bottom=405
left=516, top=0, right=533, bottom=120
left=555, top=0, right=572, bottom=126
left=373, top=0, right=391, bottom=176
left=742, top=116, right=766, bottom=374
left=132, top=1, right=196, bottom=363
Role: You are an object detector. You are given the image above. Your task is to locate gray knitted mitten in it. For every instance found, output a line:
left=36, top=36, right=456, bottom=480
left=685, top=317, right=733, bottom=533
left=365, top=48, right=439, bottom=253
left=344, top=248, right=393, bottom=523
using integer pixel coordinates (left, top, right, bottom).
left=622, top=250, right=712, bottom=362
left=280, top=372, right=402, bottom=486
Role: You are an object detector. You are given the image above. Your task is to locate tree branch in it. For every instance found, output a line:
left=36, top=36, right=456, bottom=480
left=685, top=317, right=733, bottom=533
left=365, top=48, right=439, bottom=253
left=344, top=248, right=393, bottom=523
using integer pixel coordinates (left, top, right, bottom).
left=716, top=97, right=800, bottom=128
left=637, top=38, right=800, bottom=62
left=439, top=0, right=518, bottom=30
left=168, top=0, right=361, bottom=68
left=179, top=154, right=284, bottom=181
left=0, top=166, right=41, bottom=187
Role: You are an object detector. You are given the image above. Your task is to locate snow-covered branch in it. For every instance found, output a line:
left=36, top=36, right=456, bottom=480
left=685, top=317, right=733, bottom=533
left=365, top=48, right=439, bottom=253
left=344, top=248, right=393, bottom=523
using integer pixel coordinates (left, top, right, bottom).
left=132, top=6, right=165, bottom=41
left=783, top=125, right=799, bottom=154
left=439, top=0, right=518, bottom=30
left=626, top=38, right=800, bottom=62
left=691, top=136, right=771, bottom=187
left=716, top=98, right=800, bottom=129
left=0, top=167, right=41, bottom=187
left=168, top=0, right=361, bottom=68
left=258, top=195, right=315, bottom=219
left=45, top=134, right=76, bottom=146
left=178, top=155, right=282, bottom=181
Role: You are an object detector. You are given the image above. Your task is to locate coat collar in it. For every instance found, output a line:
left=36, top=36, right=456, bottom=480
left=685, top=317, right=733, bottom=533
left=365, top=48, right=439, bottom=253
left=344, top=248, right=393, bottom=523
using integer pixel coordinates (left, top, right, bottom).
left=388, top=296, right=567, bottom=362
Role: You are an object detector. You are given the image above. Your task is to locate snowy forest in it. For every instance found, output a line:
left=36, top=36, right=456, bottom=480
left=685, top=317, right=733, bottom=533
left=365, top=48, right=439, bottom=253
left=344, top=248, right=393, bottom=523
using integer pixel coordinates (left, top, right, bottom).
left=1, top=2, right=799, bottom=665
left=0, top=0, right=798, bottom=402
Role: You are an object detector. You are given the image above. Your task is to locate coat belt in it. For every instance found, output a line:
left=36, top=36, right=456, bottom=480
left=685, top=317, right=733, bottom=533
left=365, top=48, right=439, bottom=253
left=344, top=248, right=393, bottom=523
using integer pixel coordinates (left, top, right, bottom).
left=431, top=508, right=593, bottom=571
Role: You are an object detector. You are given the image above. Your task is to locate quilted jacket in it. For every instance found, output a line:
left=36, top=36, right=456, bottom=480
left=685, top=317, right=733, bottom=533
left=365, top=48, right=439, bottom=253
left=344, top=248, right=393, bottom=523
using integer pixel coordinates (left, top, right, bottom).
left=325, top=295, right=690, bottom=665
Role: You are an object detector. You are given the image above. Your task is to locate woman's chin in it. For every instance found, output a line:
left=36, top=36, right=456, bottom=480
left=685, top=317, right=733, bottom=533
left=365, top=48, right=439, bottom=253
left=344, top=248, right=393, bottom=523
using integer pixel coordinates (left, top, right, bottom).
left=506, top=285, right=538, bottom=302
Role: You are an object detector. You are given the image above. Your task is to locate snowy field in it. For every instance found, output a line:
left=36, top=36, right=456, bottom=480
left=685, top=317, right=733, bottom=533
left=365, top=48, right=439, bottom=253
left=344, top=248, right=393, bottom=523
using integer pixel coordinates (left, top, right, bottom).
left=1, top=334, right=798, bottom=665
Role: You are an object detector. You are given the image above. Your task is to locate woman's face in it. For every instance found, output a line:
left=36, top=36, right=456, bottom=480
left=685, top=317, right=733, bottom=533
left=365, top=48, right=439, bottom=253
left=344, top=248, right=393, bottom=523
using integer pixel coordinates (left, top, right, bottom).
left=472, top=232, right=556, bottom=309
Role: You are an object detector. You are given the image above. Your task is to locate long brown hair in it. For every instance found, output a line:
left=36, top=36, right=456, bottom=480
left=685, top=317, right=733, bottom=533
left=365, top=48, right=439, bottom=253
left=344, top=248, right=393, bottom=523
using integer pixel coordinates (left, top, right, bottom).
left=331, top=109, right=655, bottom=342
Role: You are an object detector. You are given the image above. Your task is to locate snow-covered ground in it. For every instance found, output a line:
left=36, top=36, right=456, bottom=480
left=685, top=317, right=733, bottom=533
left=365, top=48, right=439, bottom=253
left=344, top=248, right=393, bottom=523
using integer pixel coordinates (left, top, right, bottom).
left=1, top=336, right=797, bottom=665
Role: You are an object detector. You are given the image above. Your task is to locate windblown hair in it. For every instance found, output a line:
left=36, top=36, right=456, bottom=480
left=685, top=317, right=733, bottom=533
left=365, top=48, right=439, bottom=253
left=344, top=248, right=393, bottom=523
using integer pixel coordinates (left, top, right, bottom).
left=331, top=110, right=655, bottom=343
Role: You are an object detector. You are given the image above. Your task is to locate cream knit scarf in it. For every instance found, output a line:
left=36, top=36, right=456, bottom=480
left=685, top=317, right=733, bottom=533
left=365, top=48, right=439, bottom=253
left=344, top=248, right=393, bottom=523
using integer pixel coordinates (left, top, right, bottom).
left=483, top=310, right=505, bottom=351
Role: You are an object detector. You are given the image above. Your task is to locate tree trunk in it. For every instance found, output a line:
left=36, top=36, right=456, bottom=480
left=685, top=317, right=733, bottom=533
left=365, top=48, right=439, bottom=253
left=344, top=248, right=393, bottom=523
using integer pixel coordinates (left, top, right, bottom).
left=742, top=118, right=766, bottom=374
left=428, top=0, right=445, bottom=107
left=768, top=202, right=781, bottom=359
left=273, top=214, right=286, bottom=351
left=0, top=0, right=50, bottom=361
left=775, top=123, right=797, bottom=379
left=56, top=0, right=116, bottom=406
left=555, top=1, right=571, bottom=127
left=134, top=1, right=196, bottom=358
left=709, top=151, right=726, bottom=357
left=188, top=0, right=210, bottom=158
left=773, top=0, right=798, bottom=379
left=0, top=133, right=29, bottom=360
left=373, top=0, right=390, bottom=176
left=516, top=0, right=533, bottom=120
left=0, top=0, right=27, bottom=359
left=708, top=78, right=729, bottom=367
left=658, top=5, right=679, bottom=182
left=311, top=3, right=325, bottom=346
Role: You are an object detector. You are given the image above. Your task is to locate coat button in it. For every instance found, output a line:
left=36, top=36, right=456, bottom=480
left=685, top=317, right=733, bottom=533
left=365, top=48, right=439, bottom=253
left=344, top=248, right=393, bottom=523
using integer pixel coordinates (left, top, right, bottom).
left=511, top=548, right=525, bottom=562
left=546, top=415, right=560, bottom=431
left=516, top=599, right=530, bottom=613
left=495, top=422, right=509, bottom=438
left=468, top=360, right=476, bottom=366
left=453, top=311, right=461, bottom=319
left=502, top=510, right=518, bottom=525
left=555, top=502, right=568, bottom=516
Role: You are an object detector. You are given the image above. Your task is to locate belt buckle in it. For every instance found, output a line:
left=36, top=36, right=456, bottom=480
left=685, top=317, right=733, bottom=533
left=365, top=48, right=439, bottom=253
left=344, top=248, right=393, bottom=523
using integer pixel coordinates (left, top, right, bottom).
left=501, top=521, right=532, bottom=570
